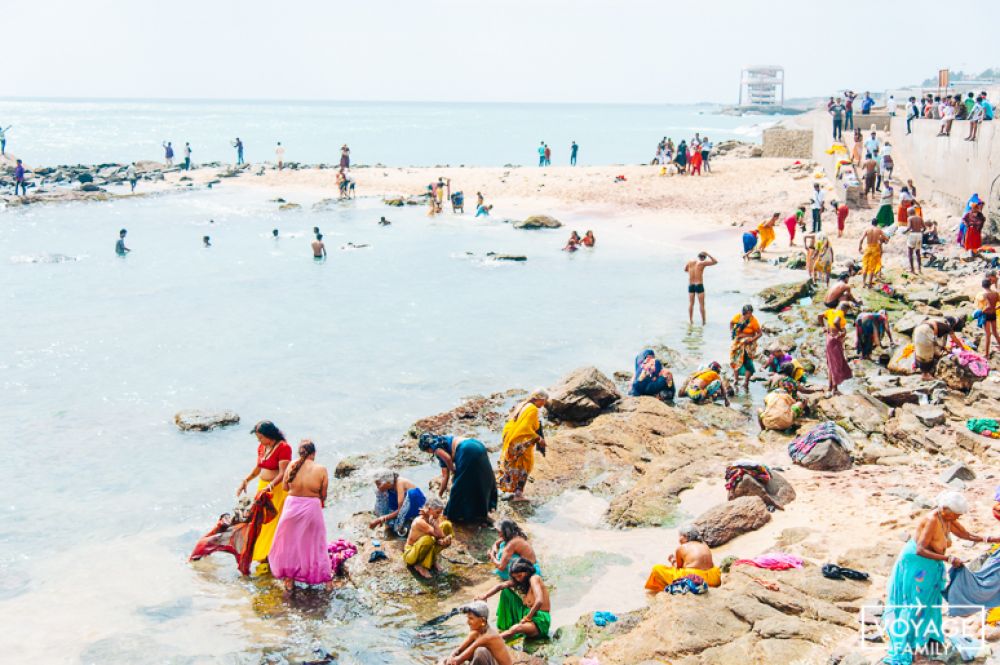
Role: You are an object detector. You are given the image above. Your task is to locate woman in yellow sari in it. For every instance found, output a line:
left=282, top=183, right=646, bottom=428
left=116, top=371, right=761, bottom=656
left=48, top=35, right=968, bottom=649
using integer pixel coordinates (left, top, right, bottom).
left=497, top=389, right=548, bottom=501
left=756, top=213, right=779, bottom=253
left=237, top=420, right=292, bottom=574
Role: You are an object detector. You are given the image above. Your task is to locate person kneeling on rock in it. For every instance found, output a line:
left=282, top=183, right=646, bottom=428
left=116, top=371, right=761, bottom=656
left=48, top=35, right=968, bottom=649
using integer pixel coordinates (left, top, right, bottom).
left=679, top=362, right=731, bottom=406
left=403, top=497, right=453, bottom=579
left=644, top=524, right=721, bottom=593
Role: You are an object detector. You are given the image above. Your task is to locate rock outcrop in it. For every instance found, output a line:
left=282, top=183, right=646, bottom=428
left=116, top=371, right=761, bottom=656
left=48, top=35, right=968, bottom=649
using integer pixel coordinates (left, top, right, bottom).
left=793, top=438, right=853, bottom=471
left=758, top=281, right=815, bottom=312
left=513, top=215, right=562, bottom=230
left=691, top=496, right=771, bottom=547
left=546, top=367, right=621, bottom=422
left=174, top=409, right=240, bottom=431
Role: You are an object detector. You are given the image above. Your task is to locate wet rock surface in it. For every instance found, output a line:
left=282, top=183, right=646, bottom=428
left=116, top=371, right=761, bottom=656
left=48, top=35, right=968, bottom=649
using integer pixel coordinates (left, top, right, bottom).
left=545, top=367, right=621, bottom=422
left=692, top=496, right=772, bottom=547
left=173, top=409, right=240, bottom=431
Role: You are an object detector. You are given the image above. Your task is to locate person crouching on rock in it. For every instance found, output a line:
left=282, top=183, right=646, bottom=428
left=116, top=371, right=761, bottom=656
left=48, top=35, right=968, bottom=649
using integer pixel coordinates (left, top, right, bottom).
left=476, top=559, right=551, bottom=641
left=644, top=524, right=721, bottom=593
left=629, top=349, right=675, bottom=401
left=489, top=518, right=540, bottom=580
left=679, top=362, right=731, bottom=406
left=369, top=467, right=426, bottom=537
left=403, top=497, right=453, bottom=579
left=442, top=601, right=513, bottom=665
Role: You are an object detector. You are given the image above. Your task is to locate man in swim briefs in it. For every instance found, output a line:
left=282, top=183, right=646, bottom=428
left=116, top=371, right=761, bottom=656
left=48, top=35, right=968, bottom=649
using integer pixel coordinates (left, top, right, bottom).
left=822, top=274, right=859, bottom=309
left=312, top=234, right=327, bottom=260
left=684, top=251, right=718, bottom=325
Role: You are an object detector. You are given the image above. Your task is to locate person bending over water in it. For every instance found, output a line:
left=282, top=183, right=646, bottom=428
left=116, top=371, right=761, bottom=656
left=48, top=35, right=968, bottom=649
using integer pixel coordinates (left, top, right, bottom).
left=268, top=440, right=333, bottom=591
left=443, top=602, right=513, bottom=665
left=403, top=497, right=453, bottom=578
left=477, top=559, right=551, bottom=641
left=369, top=468, right=426, bottom=537
left=645, top=524, right=721, bottom=592
left=489, top=519, right=539, bottom=579
left=419, top=433, right=497, bottom=523
left=684, top=251, right=717, bottom=324
left=237, top=421, right=292, bottom=574
left=680, top=362, right=731, bottom=406
left=312, top=234, right=327, bottom=260
left=115, top=229, right=131, bottom=257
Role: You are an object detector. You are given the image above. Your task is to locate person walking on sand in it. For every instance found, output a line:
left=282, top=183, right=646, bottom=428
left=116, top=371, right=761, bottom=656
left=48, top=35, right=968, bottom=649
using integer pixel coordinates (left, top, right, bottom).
left=0, top=124, right=10, bottom=155
left=904, top=207, right=925, bottom=274
left=13, top=159, right=27, bottom=196
left=233, top=138, right=244, bottom=165
left=537, top=141, right=545, bottom=167
left=275, top=142, right=285, bottom=170
left=115, top=229, right=131, bottom=257
left=312, top=234, right=327, bottom=261
left=162, top=141, right=174, bottom=166
left=859, top=219, right=888, bottom=288
left=685, top=251, right=718, bottom=325
left=126, top=162, right=138, bottom=192
left=570, top=140, right=578, bottom=166
left=810, top=183, right=825, bottom=233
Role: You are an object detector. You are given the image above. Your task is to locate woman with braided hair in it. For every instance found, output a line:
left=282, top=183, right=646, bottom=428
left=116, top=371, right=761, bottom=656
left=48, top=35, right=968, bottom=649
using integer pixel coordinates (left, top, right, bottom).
left=268, top=440, right=333, bottom=590
left=238, top=420, right=292, bottom=572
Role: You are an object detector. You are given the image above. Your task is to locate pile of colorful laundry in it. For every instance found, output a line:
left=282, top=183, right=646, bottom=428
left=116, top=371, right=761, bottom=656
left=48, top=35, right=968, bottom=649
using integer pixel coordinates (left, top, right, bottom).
left=328, top=539, right=358, bottom=576
left=734, top=553, right=803, bottom=571
left=968, top=419, right=1000, bottom=439
left=724, top=459, right=771, bottom=493
left=787, top=421, right=851, bottom=463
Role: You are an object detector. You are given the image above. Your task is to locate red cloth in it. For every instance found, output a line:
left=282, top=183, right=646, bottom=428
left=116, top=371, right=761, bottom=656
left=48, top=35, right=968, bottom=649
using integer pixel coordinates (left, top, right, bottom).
left=837, top=205, right=849, bottom=232
left=897, top=200, right=910, bottom=225
left=189, top=492, right=277, bottom=575
left=258, top=441, right=292, bottom=470
left=965, top=211, right=985, bottom=251
left=825, top=332, right=852, bottom=387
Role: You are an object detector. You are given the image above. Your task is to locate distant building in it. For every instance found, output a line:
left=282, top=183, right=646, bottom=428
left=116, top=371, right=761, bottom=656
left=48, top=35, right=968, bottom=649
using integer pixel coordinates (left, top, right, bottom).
left=739, top=66, right=785, bottom=107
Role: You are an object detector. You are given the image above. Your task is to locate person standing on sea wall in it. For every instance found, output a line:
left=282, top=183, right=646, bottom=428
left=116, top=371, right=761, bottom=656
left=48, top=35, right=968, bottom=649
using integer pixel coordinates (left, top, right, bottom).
left=183, top=142, right=192, bottom=170
left=570, top=141, right=578, bottom=166
left=0, top=124, right=11, bottom=155
left=127, top=162, right=138, bottom=192
left=844, top=91, right=856, bottom=130
left=340, top=145, right=350, bottom=169
left=829, top=98, right=846, bottom=141
left=275, top=142, right=285, bottom=170
left=162, top=141, right=174, bottom=166
left=13, top=159, right=27, bottom=196
left=233, top=138, right=244, bottom=165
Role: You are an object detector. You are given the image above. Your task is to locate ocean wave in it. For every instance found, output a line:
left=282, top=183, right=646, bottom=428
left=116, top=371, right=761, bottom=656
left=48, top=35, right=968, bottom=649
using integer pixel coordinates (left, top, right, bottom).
left=10, top=253, right=84, bottom=264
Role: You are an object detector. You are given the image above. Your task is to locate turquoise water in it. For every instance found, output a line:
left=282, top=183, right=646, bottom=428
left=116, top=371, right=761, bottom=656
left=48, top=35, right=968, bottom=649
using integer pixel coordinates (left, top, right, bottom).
left=0, top=186, right=789, bottom=663
left=0, top=98, right=769, bottom=168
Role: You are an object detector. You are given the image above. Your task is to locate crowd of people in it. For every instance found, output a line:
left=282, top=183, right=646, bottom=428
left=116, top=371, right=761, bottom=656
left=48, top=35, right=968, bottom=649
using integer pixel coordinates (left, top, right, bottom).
left=652, top=133, right=713, bottom=176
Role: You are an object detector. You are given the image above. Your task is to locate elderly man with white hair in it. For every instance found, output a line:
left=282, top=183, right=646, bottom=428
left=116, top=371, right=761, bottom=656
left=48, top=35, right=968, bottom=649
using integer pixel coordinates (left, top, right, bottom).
left=403, top=496, right=453, bottom=579
left=883, top=491, right=999, bottom=664
left=497, top=388, right=549, bottom=502
left=644, top=524, right=721, bottom=593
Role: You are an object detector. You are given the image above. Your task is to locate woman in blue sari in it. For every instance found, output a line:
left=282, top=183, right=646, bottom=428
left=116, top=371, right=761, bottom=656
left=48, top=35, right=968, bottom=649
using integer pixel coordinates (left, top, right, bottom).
left=369, top=468, right=426, bottom=537
left=884, top=492, right=997, bottom=664
left=629, top=349, right=675, bottom=401
left=419, top=433, right=497, bottom=524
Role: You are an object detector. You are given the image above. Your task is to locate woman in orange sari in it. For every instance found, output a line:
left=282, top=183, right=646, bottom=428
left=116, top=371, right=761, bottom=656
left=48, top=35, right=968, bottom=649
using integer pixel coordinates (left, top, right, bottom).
left=497, top=389, right=548, bottom=501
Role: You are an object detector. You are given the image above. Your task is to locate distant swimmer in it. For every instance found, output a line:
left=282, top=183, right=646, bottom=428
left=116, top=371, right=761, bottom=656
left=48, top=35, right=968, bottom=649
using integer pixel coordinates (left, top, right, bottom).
left=272, top=228, right=279, bottom=239
left=684, top=251, right=718, bottom=325
left=312, top=234, right=327, bottom=260
left=313, top=226, right=321, bottom=238
left=203, top=235, right=212, bottom=248
left=379, top=216, right=391, bottom=226
left=116, top=229, right=131, bottom=257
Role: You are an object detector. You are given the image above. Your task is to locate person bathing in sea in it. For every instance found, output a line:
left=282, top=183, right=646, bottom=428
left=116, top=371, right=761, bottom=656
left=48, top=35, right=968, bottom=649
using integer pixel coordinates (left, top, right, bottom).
left=582, top=230, right=595, bottom=247
left=203, top=235, right=212, bottom=248
left=272, top=228, right=279, bottom=239
left=369, top=468, right=426, bottom=537
left=268, top=440, right=333, bottom=591
left=403, top=496, right=453, bottom=579
left=442, top=601, right=514, bottom=665
left=312, top=234, right=327, bottom=261
left=116, top=228, right=131, bottom=257
left=644, top=524, right=721, bottom=592
left=476, top=559, right=551, bottom=641
left=563, top=231, right=581, bottom=252
left=684, top=251, right=718, bottom=324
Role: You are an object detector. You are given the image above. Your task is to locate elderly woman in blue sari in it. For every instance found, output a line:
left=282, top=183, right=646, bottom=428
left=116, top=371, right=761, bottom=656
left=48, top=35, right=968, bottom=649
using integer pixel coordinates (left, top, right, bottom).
left=855, top=309, right=894, bottom=360
left=419, top=433, right=498, bottom=524
left=629, top=349, right=675, bottom=401
left=884, top=492, right=998, bottom=664
left=369, top=468, right=427, bottom=537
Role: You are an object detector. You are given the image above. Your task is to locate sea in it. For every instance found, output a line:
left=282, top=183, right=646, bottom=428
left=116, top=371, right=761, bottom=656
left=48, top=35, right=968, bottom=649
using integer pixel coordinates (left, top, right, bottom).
left=0, top=98, right=773, bottom=167
left=0, top=99, right=787, bottom=664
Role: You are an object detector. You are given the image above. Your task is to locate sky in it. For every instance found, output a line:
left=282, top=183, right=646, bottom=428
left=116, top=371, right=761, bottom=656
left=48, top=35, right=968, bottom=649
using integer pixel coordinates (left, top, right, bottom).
left=7, top=0, right=999, bottom=104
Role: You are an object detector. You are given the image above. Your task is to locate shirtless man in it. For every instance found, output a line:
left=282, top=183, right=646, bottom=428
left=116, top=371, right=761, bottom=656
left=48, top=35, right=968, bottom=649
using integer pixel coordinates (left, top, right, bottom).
left=862, top=153, right=878, bottom=200
left=980, top=278, right=1000, bottom=357
left=443, top=601, right=513, bottom=665
left=822, top=274, right=860, bottom=309
left=477, top=559, right=551, bottom=640
left=671, top=525, right=715, bottom=572
left=859, top=221, right=889, bottom=288
left=312, top=234, right=327, bottom=260
left=404, top=498, right=453, bottom=578
left=280, top=440, right=332, bottom=590
left=904, top=208, right=925, bottom=274
left=684, top=251, right=718, bottom=324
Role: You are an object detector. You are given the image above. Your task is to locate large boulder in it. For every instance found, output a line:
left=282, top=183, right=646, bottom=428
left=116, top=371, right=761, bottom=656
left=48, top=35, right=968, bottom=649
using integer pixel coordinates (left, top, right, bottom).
left=174, top=409, right=240, bottom=431
left=794, top=438, right=853, bottom=471
left=814, top=394, right=889, bottom=434
left=758, top=281, right=815, bottom=312
left=692, top=496, right=771, bottom=547
left=513, top=214, right=562, bottom=230
left=546, top=367, right=622, bottom=422
left=936, top=354, right=981, bottom=392
left=729, top=470, right=796, bottom=509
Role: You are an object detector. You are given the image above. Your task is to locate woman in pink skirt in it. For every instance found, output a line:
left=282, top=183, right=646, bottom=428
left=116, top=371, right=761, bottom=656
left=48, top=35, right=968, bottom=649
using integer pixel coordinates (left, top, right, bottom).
left=269, top=440, right=333, bottom=590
